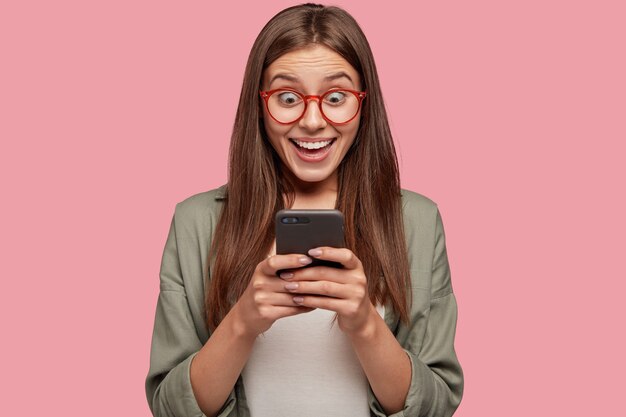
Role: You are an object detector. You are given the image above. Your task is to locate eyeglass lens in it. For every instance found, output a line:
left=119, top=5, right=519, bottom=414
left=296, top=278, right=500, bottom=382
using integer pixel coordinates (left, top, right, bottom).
left=267, top=90, right=360, bottom=124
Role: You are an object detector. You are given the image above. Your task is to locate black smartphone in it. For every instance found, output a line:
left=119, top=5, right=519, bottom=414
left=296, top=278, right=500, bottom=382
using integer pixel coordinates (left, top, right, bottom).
left=275, top=209, right=345, bottom=270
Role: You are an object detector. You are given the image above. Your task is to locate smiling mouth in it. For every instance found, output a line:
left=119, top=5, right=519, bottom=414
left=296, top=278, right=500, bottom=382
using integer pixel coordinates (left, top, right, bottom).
left=288, top=138, right=336, bottom=159
left=289, top=138, right=336, bottom=149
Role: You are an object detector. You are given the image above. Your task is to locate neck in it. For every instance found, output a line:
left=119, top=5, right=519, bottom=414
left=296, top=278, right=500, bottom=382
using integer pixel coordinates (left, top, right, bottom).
left=283, top=170, right=339, bottom=209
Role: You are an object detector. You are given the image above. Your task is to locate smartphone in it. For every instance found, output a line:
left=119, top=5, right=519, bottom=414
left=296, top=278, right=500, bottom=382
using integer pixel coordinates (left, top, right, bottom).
left=275, top=209, right=345, bottom=270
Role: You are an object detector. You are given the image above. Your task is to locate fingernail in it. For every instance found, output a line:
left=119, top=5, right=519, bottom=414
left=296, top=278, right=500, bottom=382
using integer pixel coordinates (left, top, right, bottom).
left=280, top=272, right=294, bottom=279
left=299, top=256, right=312, bottom=265
left=308, top=248, right=322, bottom=257
left=285, top=283, right=299, bottom=290
left=293, top=296, right=304, bottom=304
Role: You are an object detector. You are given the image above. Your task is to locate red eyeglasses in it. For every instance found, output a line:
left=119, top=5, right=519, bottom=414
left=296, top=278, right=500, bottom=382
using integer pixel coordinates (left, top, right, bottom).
left=259, top=87, right=367, bottom=125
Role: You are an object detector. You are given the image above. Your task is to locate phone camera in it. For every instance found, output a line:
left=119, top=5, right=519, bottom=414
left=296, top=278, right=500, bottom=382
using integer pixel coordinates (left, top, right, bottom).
left=281, top=217, right=311, bottom=224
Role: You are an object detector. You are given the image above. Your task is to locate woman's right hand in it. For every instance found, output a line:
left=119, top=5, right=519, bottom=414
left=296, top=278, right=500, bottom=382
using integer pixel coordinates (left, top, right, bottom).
left=232, top=254, right=316, bottom=338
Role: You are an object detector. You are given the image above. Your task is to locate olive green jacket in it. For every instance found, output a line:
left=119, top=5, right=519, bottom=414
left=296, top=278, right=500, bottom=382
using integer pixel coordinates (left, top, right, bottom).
left=145, top=184, right=464, bottom=417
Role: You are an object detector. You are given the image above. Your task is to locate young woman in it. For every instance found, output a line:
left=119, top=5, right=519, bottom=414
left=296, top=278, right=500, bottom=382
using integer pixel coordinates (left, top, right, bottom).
left=146, top=4, right=464, bottom=417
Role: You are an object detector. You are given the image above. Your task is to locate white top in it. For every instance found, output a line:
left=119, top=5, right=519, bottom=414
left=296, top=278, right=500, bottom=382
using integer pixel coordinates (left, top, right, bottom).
left=241, top=304, right=385, bottom=417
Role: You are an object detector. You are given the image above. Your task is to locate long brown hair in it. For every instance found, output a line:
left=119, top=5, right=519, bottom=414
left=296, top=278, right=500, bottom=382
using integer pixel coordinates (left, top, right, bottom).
left=205, top=3, right=412, bottom=331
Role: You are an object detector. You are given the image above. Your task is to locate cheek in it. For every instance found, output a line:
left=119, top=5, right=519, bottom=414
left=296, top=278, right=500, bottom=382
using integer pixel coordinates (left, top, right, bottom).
left=339, top=120, right=360, bottom=143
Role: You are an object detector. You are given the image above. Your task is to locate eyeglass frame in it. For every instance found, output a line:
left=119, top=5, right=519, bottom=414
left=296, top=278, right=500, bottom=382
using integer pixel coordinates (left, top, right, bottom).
left=259, top=87, right=367, bottom=125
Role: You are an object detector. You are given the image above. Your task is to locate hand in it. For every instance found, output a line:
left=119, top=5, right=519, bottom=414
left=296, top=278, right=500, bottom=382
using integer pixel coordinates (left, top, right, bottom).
left=279, top=247, right=376, bottom=338
left=232, top=254, right=316, bottom=339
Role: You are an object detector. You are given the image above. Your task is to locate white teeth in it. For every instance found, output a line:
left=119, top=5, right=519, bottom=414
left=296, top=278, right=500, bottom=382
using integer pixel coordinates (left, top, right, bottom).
left=292, top=139, right=333, bottom=149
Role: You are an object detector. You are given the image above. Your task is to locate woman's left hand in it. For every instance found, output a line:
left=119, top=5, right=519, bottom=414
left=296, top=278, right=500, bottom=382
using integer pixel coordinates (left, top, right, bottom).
left=279, top=246, right=376, bottom=338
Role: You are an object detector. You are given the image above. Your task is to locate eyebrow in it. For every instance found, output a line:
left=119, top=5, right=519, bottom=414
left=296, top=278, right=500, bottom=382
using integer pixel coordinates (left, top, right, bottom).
left=268, top=72, right=354, bottom=88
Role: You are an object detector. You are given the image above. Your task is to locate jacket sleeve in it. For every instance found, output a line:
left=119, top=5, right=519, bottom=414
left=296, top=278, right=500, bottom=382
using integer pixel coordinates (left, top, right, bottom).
left=368, top=207, right=464, bottom=417
left=145, top=211, right=237, bottom=417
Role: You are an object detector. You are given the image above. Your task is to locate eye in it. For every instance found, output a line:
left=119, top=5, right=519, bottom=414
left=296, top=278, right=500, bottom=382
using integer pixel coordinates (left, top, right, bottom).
left=276, top=91, right=302, bottom=106
left=324, top=91, right=347, bottom=105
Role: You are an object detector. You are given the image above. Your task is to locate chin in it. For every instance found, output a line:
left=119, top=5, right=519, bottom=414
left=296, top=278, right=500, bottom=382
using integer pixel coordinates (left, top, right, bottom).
left=289, top=168, right=334, bottom=184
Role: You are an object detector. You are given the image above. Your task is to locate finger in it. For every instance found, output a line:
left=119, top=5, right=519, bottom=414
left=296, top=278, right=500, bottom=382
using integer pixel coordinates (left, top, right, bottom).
left=283, top=280, right=358, bottom=300
left=255, top=290, right=316, bottom=308
left=307, top=247, right=361, bottom=270
left=260, top=254, right=313, bottom=276
left=274, top=306, right=317, bottom=319
left=257, top=305, right=316, bottom=327
left=286, top=265, right=355, bottom=284
left=291, top=294, right=346, bottom=312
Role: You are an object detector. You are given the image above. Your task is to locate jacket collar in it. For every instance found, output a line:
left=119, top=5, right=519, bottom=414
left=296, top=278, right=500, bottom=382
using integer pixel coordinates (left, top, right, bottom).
left=215, top=184, right=227, bottom=200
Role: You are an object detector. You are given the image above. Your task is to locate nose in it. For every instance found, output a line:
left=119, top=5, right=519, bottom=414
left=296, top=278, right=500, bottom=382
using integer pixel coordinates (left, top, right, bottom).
left=298, top=97, right=327, bottom=130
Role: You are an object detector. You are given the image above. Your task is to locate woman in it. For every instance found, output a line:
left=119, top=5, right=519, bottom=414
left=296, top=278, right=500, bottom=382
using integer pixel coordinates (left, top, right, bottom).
left=146, top=3, right=463, bottom=417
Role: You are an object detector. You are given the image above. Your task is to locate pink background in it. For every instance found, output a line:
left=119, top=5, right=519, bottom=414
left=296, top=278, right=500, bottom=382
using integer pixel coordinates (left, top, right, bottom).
left=2, top=0, right=624, bottom=415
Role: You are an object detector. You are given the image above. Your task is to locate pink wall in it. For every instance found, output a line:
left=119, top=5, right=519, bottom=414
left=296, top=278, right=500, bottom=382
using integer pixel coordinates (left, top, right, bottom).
left=2, top=1, right=624, bottom=415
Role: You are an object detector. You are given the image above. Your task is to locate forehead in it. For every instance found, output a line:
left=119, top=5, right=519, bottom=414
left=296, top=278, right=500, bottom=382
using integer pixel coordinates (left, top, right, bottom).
left=263, top=44, right=360, bottom=90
